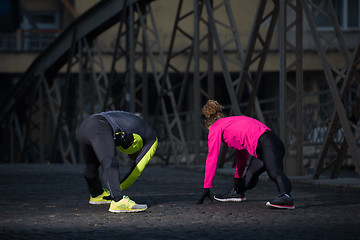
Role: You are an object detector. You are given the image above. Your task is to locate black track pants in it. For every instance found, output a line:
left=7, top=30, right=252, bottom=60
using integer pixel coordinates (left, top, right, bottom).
left=78, top=115, right=122, bottom=200
left=237, top=131, right=292, bottom=194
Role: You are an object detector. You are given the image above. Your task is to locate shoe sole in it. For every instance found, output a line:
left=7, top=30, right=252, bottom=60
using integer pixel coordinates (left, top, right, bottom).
left=214, top=196, right=246, bottom=202
left=89, top=200, right=112, bottom=205
left=108, top=207, right=148, bottom=213
left=266, top=202, right=295, bottom=209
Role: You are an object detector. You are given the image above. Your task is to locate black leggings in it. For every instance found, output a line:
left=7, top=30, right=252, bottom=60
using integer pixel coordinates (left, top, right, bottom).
left=78, top=115, right=122, bottom=200
left=237, top=131, right=292, bottom=194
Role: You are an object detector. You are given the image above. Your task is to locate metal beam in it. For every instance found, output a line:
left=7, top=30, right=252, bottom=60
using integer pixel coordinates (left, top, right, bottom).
left=237, top=0, right=278, bottom=121
left=301, top=0, right=360, bottom=178
left=279, top=0, right=304, bottom=176
left=0, top=0, right=140, bottom=123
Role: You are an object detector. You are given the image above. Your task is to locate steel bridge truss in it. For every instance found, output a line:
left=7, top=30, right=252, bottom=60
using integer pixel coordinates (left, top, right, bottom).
left=0, top=0, right=359, bottom=178
left=301, top=0, right=360, bottom=177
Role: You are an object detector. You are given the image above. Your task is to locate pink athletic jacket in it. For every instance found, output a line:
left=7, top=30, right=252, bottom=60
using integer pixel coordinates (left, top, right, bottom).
left=203, top=116, right=270, bottom=188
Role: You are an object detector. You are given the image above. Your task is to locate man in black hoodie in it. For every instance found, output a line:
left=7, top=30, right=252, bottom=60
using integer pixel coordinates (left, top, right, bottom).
left=78, top=111, right=158, bottom=213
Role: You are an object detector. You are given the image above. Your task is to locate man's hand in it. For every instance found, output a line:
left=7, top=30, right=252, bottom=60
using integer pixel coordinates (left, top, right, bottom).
left=197, top=188, right=213, bottom=204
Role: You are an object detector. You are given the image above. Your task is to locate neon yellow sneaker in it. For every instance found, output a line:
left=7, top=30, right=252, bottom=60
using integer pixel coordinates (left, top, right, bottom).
left=108, top=196, right=148, bottom=213
left=89, top=189, right=112, bottom=205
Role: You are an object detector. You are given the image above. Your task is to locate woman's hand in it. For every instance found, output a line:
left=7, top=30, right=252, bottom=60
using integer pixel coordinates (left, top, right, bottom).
left=197, top=188, right=213, bottom=204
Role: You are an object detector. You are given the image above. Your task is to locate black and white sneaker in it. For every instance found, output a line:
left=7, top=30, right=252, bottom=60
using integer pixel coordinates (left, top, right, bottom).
left=266, top=193, right=295, bottom=209
left=214, top=188, right=246, bottom=202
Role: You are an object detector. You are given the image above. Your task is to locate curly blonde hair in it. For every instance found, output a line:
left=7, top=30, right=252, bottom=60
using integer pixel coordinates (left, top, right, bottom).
left=202, top=100, right=224, bottom=128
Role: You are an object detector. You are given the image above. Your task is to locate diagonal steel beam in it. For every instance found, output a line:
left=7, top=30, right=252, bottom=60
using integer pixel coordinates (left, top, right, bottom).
left=204, top=0, right=241, bottom=115
left=314, top=40, right=360, bottom=178
left=301, top=0, right=360, bottom=178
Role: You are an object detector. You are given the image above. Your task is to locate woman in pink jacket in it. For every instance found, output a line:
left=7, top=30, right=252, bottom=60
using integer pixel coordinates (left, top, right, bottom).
left=197, top=100, right=294, bottom=209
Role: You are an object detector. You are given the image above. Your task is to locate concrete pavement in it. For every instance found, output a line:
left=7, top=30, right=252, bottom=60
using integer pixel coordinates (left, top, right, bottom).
left=0, top=163, right=359, bottom=240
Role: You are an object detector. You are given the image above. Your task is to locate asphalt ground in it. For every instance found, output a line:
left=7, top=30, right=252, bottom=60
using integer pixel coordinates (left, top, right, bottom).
left=0, top=163, right=360, bottom=240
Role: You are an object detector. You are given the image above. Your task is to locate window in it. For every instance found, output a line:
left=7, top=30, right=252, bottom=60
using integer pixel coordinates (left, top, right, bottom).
left=20, top=12, right=60, bottom=51
left=347, top=0, right=360, bottom=27
left=0, top=0, right=20, bottom=33
left=21, top=12, right=60, bottom=30
left=313, top=0, right=360, bottom=30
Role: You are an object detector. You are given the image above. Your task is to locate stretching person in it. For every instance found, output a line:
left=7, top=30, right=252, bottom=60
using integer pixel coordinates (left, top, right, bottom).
left=78, top=110, right=158, bottom=213
left=197, top=100, right=294, bottom=209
